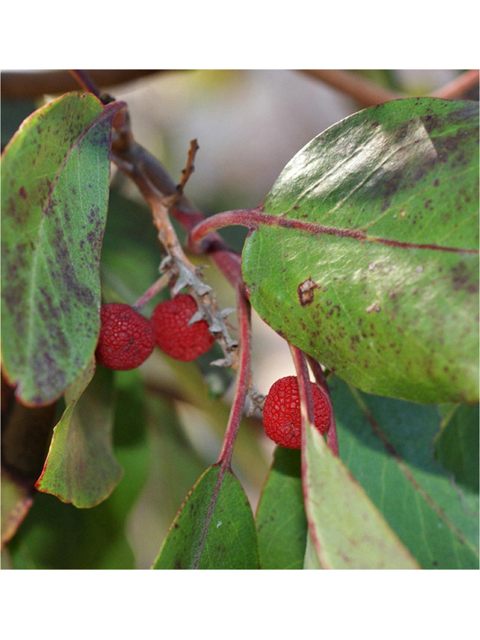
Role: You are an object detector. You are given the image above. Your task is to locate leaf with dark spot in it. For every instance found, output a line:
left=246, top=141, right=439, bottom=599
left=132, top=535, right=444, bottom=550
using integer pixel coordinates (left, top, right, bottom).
left=242, top=98, right=479, bottom=404
left=1, top=92, right=125, bottom=406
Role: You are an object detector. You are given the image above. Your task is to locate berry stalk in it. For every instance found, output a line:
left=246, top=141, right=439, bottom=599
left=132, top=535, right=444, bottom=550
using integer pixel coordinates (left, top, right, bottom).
left=290, top=345, right=325, bottom=564
left=306, top=356, right=339, bottom=457
left=192, top=287, right=252, bottom=569
left=217, top=288, right=252, bottom=466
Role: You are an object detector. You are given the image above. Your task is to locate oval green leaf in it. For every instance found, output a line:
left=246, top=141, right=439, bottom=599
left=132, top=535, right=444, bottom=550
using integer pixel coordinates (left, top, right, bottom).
left=35, top=362, right=122, bottom=508
left=256, top=447, right=308, bottom=569
left=153, top=464, right=259, bottom=569
left=1, top=93, right=125, bottom=406
left=331, top=377, right=479, bottom=569
left=242, top=98, right=479, bottom=404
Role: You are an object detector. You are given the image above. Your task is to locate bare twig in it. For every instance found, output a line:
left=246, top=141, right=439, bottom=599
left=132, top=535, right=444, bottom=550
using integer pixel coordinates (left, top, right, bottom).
left=301, top=69, right=479, bottom=108
left=132, top=273, right=171, bottom=311
left=301, top=69, right=403, bottom=106
left=107, top=97, right=243, bottom=288
left=70, top=70, right=102, bottom=98
left=1, top=70, right=173, bottom=100
left=431, top=69, right=479, bottom=99
left=124, top=145, right=238, bottom=363
left=164, top=139, right=200, bottom=207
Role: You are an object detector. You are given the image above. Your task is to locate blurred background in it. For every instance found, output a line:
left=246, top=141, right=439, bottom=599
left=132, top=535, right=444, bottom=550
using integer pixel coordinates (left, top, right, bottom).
left=2, top=69, right=475, bottom=568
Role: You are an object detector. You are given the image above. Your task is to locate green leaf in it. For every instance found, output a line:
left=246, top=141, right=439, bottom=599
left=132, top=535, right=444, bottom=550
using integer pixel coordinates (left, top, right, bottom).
left=1, top=93, right=124, bottom=406
left=6, top=369, right=149, bottom=569
left=109, top=369, right=150, bottom=520
left=100, top=188, right=162, bottom=312
left=434, top=404, right=479, bottom=493
left=331, top=377, right=479, bottom=569
left=242, top=98, right=479, bottom=404
left=303, top=408, right=420, bottom=569
left=153, top=464, right=260, bottom=569
left=35, top=361, right=122, bottom=508
left=1, top=468, right=34, bottom=548
left=303, top=532, right=322, bottom=569
left=256, top=447, right=308, bottom=569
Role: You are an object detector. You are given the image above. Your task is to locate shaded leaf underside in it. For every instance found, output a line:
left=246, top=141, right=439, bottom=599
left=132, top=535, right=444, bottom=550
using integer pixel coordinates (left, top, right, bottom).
left=35, top=362, right=122, bottom=508
left=256, top=447, right=308, bottom=569
left=153, top=464, right=259, bottom=569
left=329, top=377, right=479, bottom=569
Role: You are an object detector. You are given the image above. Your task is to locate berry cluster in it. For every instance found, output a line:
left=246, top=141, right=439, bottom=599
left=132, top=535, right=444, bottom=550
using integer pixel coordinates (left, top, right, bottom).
left=262, top=375, right=331, bottom=449
left=96, top=301, right=332, bottom=452
left=96, top=295, right=215, bottom=371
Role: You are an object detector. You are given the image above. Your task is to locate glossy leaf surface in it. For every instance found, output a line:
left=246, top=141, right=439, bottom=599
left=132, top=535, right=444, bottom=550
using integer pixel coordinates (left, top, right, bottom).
left=1, top=93, right=124, bottom=406
left=242, top=98, right=479, bottom=403
left=153, top=465, right=259, bottom=569
left=35, top=362, right=122, bottom=508
left=256, top=447, right=307, bottom=569
left=330, top=377, right=479, bottom=569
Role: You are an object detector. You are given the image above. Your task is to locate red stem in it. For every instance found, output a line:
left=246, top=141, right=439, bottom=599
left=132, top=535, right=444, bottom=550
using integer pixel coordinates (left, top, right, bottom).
left=291, top=347, right=315, bottom=426
left=188, top=207, right=478, bottom=255
left=132, top=274, right=169, bottom=311
left=306, top=356, right=339, bottom=457
left=70, top=70, right=102, bottom=98
left=217, top=289, right=252, bottom=466
left=431, top=69, right=479, bottom=99
left=290, top=346, right=325, bottom=563
left=192, top=287, right=252, bottom=569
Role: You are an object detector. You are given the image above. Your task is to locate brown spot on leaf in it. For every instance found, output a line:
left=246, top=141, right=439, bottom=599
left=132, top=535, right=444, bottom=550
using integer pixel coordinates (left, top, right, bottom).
left=297, top=277, right=318, bottom=306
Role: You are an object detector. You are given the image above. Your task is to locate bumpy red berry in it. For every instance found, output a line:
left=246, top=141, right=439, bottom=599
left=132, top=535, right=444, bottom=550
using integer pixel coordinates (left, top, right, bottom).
left=151, top=294, right=215, bottom=362
left=262, top=375, right=331, bottom=449
left=96, top=303, right=155, bottom=371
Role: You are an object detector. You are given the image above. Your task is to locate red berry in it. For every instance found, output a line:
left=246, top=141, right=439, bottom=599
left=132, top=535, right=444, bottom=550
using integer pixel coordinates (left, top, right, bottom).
left=96, top=303, right=155, bottom=371
left=151, top=294, right=215, bottom=362
left=262, top=375, right=331, bottom=449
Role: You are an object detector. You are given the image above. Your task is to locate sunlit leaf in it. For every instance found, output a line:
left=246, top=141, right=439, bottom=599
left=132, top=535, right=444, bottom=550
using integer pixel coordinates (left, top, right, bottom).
left=243, top=98, right=479, bottom=403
